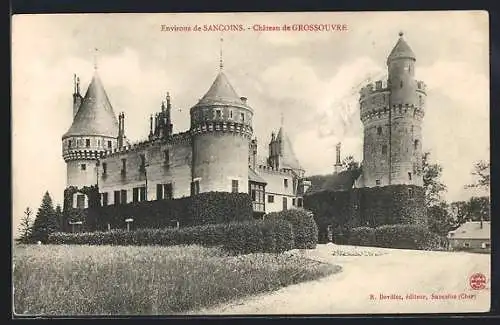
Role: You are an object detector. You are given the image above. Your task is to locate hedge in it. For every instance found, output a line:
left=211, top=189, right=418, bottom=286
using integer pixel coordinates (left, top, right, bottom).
left=265, top=209, right=318, bottom=249
left=373, top=224, right=443, bottom=250
left=63, top=190, right=254, bottom=231
left=347, top=227, right=376, bottom=247
left=47, top=219, right=294, bottom=254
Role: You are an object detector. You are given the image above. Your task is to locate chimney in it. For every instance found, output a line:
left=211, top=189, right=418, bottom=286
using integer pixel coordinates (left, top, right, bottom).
left=72, top=74, right=82, bottom=119
left=334, top=142, right=342, bottom=174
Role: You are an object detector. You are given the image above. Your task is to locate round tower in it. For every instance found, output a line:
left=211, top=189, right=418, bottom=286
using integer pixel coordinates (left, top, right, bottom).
left=62, top=70, right=120, bottom=190
left=359, top=32, right=426, bottom=187
left=190, top=70, right=253, bottom=194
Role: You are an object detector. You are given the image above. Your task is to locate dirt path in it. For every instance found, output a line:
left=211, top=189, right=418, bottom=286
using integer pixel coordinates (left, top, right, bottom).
left=190, top=244, right=491, bottom=315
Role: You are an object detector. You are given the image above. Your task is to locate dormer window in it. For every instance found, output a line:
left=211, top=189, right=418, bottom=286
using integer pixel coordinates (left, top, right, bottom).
left=230, top=110, right=233, bottom=119
left=68, top=140, right=72, bottom=148
left=216, top=110, right=222, bottom=119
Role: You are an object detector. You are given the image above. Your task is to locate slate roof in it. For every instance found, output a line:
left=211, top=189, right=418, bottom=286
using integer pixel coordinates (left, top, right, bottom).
left=276, top=126, right=303, bottom=171
left=448, top=221, right=490, bottom=240
left=63, top=71, right=120, bottom=139
left=387, top=32, right=416, bottom=64
left=305, top=169, right=362, bottom=195
left=194, top=71, right=250, bottom=108
left=248, top=167, right=267, bottom=184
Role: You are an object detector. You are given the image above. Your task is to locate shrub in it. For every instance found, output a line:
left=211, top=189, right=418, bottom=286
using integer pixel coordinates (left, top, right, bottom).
left=265, top=209, right=318, bottom=249
left=347, top=227, right=376, bottom=246
left=373, top=224, right=444, bottom=250
left=47, top=219, right=295, bottom=254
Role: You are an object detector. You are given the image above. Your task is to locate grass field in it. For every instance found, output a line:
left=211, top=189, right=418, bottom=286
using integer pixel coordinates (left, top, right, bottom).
left=13, top=244, right=340, bottom=315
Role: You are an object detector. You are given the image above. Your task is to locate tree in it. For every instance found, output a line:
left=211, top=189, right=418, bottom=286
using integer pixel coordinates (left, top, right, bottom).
left=422, top=152, right=447, bottom=207
left=466, top=159, right=490, bottom=191
left=31, top=191, right=59, bottom=243
left=427, top=202, right=455, bottom=236
left=17, top=207, right=33, bottom=244
left=54, top=204, right=63, bottom=231
left=341, top=155, right=360, bottom=171
left=450, top=196, right=490, bottom=225
left=450, top=201, right=469, bottom=225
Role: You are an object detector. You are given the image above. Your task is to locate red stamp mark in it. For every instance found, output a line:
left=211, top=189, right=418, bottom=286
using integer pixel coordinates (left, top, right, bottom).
left=469, top=273, right=487, bottom=290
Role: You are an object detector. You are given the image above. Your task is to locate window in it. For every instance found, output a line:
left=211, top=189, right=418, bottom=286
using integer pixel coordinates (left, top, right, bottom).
left=284, top=179, right=288, bottom=188
left=375, top=179, right=381, bottom=186
left=408, top=172, right=412, bottom=181
left=232, top=180, right=239, bottom=193
left=121, top=159, right=127, bottom=174
left=114, top=191, right=120, bottom=205
left=191, top=180, right=200, bottom=196
left=120, top=190, right=127, bottom=204
left=133, top=187, right=139, bottom=202
left=268, top=195, right=274, bottom=203
left=81, top=164, right=86, bottom=171
left=408, top=188, right=414, bottom=198
left=97, top=140, right=101, bottom=147
left=164, top=183, right=173, bottom=200
left=139, top=154, right=146, bottom=172
left=251, top=189, right=256, bottom=201
left=108, top=140, right=112, bottom=149
left=216, top=110, right=221, bottom=119
left=76, top=194, right=85, bottom=209
left=377, top=126, right=382, bottom=135
left=102, top=162, right=107, bottom=175
left=297, top=198, right=303, bottom=207
left=102, top=192, right=108, bottom=206
left=282, top=197, right=288, bottom=210
left=414, top=139, right=419, bottom=150
left=292, top=198, right=296, bottom=206
left=240, top=112, right=245, bottom=122
left=230, top=110, right=233, bottom=119
left=249, top=182, right=265, bottom=212
left=464, top=242, right=470, bottom=248
left=382, top=145, right=388, bottom=155
left=86, top=139, right=90, bottom=147
left=68, top=140, right=72, bottom=148
left=400, top=80, right=403, bottom=88
left=164, top=150, right=170, bottom=165
left=156, top=184, right=163, bottom=200
left=140, top=186, right=146, bottom=201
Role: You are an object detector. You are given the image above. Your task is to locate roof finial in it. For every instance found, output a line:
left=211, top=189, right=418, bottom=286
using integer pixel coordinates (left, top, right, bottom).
left=93, top=47, right=99, bottom=70
left=219, top=34, right=224, bottom=70
left=399, top=31, right=404, bottom=37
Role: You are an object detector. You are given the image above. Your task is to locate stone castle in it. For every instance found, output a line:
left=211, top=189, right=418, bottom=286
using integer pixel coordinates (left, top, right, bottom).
left=62, top=32, right=426, bottom=222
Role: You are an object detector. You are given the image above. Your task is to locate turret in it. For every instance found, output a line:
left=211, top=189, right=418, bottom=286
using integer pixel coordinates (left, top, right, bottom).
left=72, top=74, right=82, bottom=118
left=268, top=117, right=304, bottom=177
left=358, top=32, right=426, bottom=188
left=62, top=68, right=120, bottom=194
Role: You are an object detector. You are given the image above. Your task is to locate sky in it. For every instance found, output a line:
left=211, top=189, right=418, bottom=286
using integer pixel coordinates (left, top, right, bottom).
left=12, top=11, right=489, bottom=235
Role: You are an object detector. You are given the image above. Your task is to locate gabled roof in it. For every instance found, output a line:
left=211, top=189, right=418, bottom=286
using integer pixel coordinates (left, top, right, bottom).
left=63, top=71, right=120, bottom=139
left=305, top=169, right=362, bottom=195
left=195, top=71, right=249, bottom=108
left=387, top=32, right=416, bottom=64
left=448, top=221, right=490, bottom=240
left=248, top=167, right=267, bottom=184
left=276, top=126, right=303, bottom=171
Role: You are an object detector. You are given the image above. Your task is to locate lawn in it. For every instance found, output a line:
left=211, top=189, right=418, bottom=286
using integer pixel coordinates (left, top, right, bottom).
left=13, top=244, right=340, bottom=315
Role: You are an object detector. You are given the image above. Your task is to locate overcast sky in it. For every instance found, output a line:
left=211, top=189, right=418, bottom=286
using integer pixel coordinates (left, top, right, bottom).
left=12, top=11, right=489, bottom=235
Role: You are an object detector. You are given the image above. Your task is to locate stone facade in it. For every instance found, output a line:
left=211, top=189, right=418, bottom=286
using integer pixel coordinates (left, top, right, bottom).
left=62, top=66, right=308, bottom=215
left=356, top=33, right=426, bottom=188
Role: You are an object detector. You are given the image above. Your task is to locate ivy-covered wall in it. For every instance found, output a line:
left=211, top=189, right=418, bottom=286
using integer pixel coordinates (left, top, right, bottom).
left=62, top=189, right=253, bottom=231
left=303, top=185, right=426, bottom=243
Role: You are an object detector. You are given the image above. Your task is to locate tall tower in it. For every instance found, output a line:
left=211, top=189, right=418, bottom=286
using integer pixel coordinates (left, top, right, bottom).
left=190, top=69, right=253, bottom=194
left=268, top=115, right=305, bottom=177
left=62, top=68, right=120, bottom=190
left=359, top=32, right=427, bottom=187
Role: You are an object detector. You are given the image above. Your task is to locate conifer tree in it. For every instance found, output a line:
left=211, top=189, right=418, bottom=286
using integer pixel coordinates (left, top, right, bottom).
left=31, top=191, right=59, bottom=243
left=17, top=207, right=33, bottom=244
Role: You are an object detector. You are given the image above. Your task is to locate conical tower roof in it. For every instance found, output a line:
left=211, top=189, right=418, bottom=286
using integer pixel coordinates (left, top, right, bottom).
left=387, top=32, right=416, bottom=64
left=276, top=125, right=302, bottom=171
left=63, top=71, right=120, bottom=139
left=194, top=71, right=250, bottom=108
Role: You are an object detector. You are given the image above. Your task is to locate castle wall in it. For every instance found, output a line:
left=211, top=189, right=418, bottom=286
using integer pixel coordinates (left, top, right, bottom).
left=66, top=159, right=98, bottom=188
left=258, top=168, right=301, bottom=213
left=98, top=134, right=193, bottom=205
left=192, top=133, right=249, bottom=194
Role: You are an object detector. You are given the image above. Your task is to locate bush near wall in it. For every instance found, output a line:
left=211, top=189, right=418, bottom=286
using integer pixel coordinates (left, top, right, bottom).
left=373, top=224, right=443, bottom=250
left=63, top=190, right=254, bottom=231
left=347, top=227, right=376, bottom=247
left=265, top=209, right=318, bottom=249
left=303, top=185, right=427, bottom=244
left=47, top=219, right=294, bottom=254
